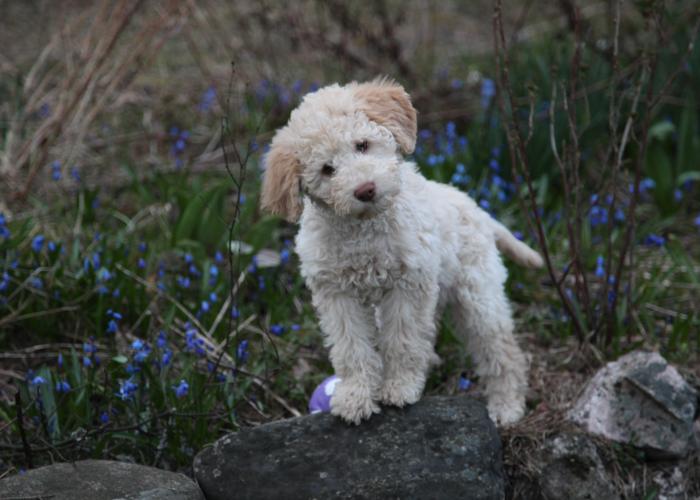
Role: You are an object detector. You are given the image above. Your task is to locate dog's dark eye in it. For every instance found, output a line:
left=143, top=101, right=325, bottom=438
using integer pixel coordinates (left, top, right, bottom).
left=321, top=164, right=335, bottom=176
left=356, top=140, right=369, bottom=153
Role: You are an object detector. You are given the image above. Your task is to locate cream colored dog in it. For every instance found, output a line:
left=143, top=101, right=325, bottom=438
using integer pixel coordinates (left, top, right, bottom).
left=260, top=78, right=543, bottom=426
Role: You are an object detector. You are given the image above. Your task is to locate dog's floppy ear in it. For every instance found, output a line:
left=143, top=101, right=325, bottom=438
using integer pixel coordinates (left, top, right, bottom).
left=260, top=138, right=303, bottom=222
left=354, top=77, right=417, bottom=154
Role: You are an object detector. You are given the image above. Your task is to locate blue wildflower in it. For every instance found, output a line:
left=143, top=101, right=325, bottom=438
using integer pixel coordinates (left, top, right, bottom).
left=132, top=339, right=144, bottom=351
left=51, top=161, right=61, bottom=181
left=184, top=253, right=193, bottom=264
left=117, top=378, right=138, bottom=400
left=458, top=374, right=472, bottom=391
left=107, top=319, right=118, bottom=334
left=83, top=356, right=92, bottom=367
left=31, top=235, right=45, bottom=252
left=270, top=324, right=284, bottom=336
left=595, top=256, right=605, bottom=278
left=209, top=291, right=218, bottom=303
left=237, top=340, right=249, bottom=363
left=643, top=234, right=666, bottom=247
left=57, top=353, right=63, bottom=368
left=489, top=159, right=500, bottom=172
left=70, top=167, right=81, bottom=182
left=0, top=272, right=9, bottom=292
left=450, top=79, right=464, bottom=89
left=199, top=86, right=217, bottom=112
left=174, top=379, right=189, bottom=398
left=137, top=258, right=146, bottom=269
left=157, top=331, right=167, bottom=348
left=480, top=78, right=496, bottom=108
left=201, top=300, right=210, bottom=313
left=215, top=251, right=224, bottom=263
left=513, top=231, right=524, bottom=241
left=479, top=199, right=490, bottom=210
left=99, top=411, right=109, bottom=424
left=231, top=306, right=240, bottom=319
left=291, top=324, right=301, bottom=331
left=280, top=248, right=291, bottom=264
left=29, top=277, right=43, bottom=290
left=30, top=376, right=46, bottom=386
left=55, top=380, right=71, bottom=393
left=694, top=214, right=700, bottom=227
left=177, top=276, right=191, bottom=289
left=162, top=349, right=173, bottom=367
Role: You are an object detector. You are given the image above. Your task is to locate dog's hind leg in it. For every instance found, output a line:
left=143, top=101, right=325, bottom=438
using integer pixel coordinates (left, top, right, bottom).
left=452, top=250, right=528, bottom=426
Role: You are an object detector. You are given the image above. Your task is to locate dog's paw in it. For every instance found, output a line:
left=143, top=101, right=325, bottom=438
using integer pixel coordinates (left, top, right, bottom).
left=330, top=380, right=380, bottom=425
left=380, top=375, right=424, bottom=408
left=487, top=397, right=525, bottom=426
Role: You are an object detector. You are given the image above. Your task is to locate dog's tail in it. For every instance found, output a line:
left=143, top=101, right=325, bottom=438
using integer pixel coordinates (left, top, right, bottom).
left=492, top=221, right=544, bottom=269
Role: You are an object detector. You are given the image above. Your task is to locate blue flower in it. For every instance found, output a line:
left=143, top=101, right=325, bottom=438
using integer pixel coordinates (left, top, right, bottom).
left=215, top=251, right=224, bottom=263
left=57, top=353, right=63, bottom=368
left=458, top=375, right=472, bottom=391
left=270, top=324, right=284, bottom=336
left=201, top=300, right=210, bottom=313
left=51, top=161, right=61, bottom=181
left=157, top=331, right=167, bottom=348
left=30, top=376, right=46, bottom=386
left=184, top=253, right=193, bottom=264
left=177, top=276, right=191, bottom=289
left=199, top=85, right=217, bottom=112
left=117, top=378, right=138, bottom=400
left=280, top=248, right=291, bottom=264
left=231, top=306, right=240, bottom=319
left=643, top=234, right=666, bottom=247
left=99, top=411, right=109, bottom=424
left=174, top=379, right=189, bottom=398
left=291, top=324, right=301, bottom=331
left=138, top=241, right=147, bottom=253
left=137, top=258, right=146, bottom=269
left=0, top=272, right=9, bottom=292
left=595, top=256, right=605, bottom=278
left=589, top=206, right=608, bottom=227
left=55, top=380, right=71, bottom=393
left=479, top=199, right=490, bottom=210
left=237, top=340, right=249, bottom=363
left=83, top=356, right=92, bottom=367
left=31, top=235, right=45, bottom=252
left=107, top=319, right=118, bottom=334
left=450, top=79, right=464, bottom=89
left=29, top=277, right=43, bottom=290
left=70, top=167, right=81, bottom=182
left=694, top=214, right=700, bottom=227
left=132, top=339, right=144, bottom=351
left=480, top=78, right=496, bottom=108
left=162, top=349, right=173, bottom=366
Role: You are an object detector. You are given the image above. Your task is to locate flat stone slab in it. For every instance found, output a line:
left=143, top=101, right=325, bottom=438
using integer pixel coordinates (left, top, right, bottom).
left=568, top=350, right=697, bottom=458
left=194, top=396, right=504, bottom=500
left=0, top=459, right=204, bottom=500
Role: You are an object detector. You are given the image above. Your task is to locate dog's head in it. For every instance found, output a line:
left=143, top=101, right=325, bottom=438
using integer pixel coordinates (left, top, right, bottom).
left=260, top=78, right=417, bottom=221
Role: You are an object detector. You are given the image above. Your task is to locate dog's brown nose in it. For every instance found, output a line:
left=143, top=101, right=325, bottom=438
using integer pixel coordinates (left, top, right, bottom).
left=353, top=182, right=376, bottom=202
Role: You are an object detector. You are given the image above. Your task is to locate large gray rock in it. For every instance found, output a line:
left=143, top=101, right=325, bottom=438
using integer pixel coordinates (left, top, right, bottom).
left=0, top=459, right=204, bottom=500
left=568, top=350, right=697, bottom=458
left=194, top=396, right=504, bottom=500
left=538, top=433, right=619, bottom=500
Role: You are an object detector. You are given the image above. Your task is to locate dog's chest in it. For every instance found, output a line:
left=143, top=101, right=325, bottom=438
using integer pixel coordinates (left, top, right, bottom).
left=310, top=231, right=404, bottom=304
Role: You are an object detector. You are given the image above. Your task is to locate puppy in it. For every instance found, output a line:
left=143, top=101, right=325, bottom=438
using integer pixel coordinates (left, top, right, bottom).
left=260, top=78, right=542, bottom=425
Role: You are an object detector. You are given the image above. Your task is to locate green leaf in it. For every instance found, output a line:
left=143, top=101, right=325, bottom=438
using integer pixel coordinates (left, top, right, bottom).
left=112, top=355, right=129, bottom=364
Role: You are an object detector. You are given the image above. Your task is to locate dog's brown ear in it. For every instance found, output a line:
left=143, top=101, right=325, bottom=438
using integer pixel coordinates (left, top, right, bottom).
left=354, top=78, right=417, bottom=154
left=260, top=139, right=302, bottom=222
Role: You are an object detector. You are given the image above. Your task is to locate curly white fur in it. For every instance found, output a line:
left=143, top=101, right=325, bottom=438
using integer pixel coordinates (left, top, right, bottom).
left=261, top=78, right=542, bottom=426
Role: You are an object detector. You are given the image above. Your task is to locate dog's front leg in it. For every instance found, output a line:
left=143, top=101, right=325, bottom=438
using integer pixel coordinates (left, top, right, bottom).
left=311, top=285, right=382, bottom=424
left=377, top=280, right=439, bottom=408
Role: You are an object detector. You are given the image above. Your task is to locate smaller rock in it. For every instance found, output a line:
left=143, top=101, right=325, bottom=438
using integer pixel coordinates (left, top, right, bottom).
left=0, top=460, right=204, bottom=500
left=538, top=433, right=619, bottom=500
left=568, top=350, right=697, bottom=458
left=652, top=465, right=688, bottom=500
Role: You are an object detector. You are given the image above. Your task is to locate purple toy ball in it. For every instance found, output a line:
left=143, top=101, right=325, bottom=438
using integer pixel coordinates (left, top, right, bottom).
left=308, top=375, right=341, bottom=414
